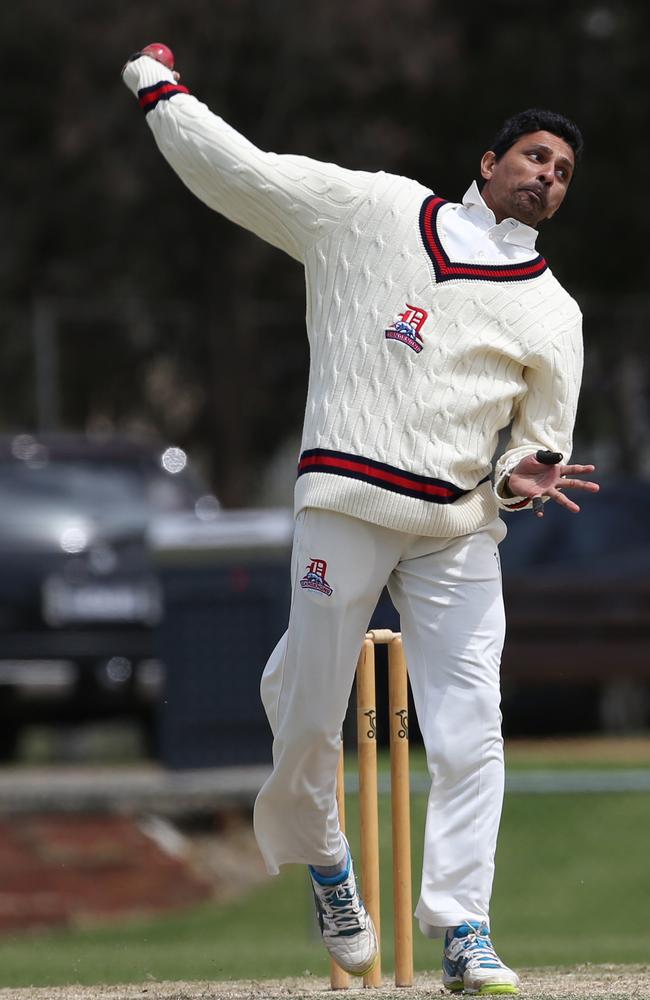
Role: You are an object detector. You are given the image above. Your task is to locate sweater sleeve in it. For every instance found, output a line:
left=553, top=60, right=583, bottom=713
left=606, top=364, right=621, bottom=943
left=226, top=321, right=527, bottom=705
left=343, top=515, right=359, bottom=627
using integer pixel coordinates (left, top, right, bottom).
left=494, top=311, right=584, bottom=512
left=122, top=56, right=375, bottom=262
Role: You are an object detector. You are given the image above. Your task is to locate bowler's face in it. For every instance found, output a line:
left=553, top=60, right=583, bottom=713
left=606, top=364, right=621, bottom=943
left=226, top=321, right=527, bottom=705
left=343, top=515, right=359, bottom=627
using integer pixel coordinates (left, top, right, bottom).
left=480, top=130, right=575, bottom=227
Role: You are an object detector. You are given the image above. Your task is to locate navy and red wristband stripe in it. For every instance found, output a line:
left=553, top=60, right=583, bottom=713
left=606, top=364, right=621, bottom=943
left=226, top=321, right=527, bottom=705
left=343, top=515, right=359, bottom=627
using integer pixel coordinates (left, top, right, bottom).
left=297, top=448, right=489, bottom=504
left=501, top=496, right=531, bottom=510
left=138, top=80, right=189, bottom=114
left=419, top=195, right=548, bottom=284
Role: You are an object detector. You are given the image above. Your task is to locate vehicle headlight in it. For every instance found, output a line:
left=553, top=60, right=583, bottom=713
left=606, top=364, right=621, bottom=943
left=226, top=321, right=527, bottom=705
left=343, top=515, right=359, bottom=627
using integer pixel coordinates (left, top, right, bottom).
left=160, top=446, right=187, bottom=475
left=59, top=521, right=91, bottom=554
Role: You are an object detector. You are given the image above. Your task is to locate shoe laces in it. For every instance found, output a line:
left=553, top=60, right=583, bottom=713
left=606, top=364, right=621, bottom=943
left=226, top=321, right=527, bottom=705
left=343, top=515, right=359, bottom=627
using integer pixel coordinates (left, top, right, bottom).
left=448, top=921, right=504, bottom=971
left=315, top=879, right=367, bottom=937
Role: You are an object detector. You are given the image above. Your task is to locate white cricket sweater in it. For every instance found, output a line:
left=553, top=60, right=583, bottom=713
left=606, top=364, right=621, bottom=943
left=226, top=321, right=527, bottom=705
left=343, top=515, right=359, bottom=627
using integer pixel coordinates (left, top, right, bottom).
left=124, top=57, right=583, bottom=538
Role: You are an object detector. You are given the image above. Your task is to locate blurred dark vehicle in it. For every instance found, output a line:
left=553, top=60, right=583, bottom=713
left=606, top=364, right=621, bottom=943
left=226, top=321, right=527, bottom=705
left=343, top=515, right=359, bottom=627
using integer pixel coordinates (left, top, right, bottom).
left=0, top=433, right=218, bottom=759
left=499, top=479, right=650, bottom=735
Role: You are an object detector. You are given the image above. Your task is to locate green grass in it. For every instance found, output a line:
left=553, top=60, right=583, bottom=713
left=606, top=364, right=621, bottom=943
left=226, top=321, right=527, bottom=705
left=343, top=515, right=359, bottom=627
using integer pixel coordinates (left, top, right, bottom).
left=491, top=793, right=650, bottom=965
left=0, top=783, right=649, bottom=987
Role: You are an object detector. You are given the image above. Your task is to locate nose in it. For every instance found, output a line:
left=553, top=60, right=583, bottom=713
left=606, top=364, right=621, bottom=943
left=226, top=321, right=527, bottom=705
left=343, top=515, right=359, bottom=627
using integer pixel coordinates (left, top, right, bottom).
left=537, top=162, right=555, bottom=185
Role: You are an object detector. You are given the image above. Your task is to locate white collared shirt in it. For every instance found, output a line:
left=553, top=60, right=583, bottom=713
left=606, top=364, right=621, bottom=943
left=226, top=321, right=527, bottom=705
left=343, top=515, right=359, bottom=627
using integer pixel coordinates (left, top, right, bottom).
left=437, top=181, right=539, bottom=264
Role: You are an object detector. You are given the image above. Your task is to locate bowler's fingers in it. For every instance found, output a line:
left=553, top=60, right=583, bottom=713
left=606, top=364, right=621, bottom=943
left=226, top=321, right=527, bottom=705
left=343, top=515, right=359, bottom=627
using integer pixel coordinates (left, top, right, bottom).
left=534, top=471, right=599, bottom=516
left=559, top=463, right=596, bottom=476
left=550, top=490, right=581, bottom=513
left=121, top=52, right=181, bottom=81
left=555, top=464, right=599, bottom=498
left=556, top=477, right=600, bottom=493
left=548, top=475, right=599, bottom=511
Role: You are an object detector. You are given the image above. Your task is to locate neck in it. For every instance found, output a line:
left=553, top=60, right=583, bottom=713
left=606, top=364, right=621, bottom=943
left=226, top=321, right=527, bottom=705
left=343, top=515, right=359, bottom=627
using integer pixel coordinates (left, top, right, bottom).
left=480, top=186, right=506, bottom=224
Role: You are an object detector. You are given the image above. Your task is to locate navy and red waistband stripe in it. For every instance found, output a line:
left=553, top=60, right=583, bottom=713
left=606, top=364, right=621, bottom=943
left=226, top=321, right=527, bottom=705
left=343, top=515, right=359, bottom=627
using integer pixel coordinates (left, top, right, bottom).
left=297, top=449, right=489, bottom=504
left=138, top=81, right=190, bottom=114
left=419, top=195, right=548, bottom=284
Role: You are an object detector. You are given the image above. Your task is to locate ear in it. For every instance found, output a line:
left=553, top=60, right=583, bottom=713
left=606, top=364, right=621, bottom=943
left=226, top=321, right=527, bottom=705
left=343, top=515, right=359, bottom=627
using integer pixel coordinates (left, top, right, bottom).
left=480, top=151, right=497, bottom=182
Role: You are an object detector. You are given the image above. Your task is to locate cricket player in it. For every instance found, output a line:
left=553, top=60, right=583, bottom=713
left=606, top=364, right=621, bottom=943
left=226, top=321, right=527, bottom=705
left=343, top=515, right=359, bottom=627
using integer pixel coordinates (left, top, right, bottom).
left=123, top=45, right=599, bottom=995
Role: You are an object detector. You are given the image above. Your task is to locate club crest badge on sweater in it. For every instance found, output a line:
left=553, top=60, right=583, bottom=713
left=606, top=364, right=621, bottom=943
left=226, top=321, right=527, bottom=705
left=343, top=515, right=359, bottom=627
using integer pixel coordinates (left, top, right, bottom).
left=300, top=558, right=333, bottom=597
left=385, top=303, right=428, bottom=354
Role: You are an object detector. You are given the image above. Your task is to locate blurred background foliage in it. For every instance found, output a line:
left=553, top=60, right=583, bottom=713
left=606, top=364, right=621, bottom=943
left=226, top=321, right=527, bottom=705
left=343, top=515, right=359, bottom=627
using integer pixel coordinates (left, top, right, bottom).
left=2, top=0, right=649, bottom=504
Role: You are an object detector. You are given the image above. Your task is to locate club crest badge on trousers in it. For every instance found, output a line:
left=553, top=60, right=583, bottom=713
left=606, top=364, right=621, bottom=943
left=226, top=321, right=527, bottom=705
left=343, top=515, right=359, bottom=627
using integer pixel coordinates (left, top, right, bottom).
left=300, top=558, right=333, bottom=596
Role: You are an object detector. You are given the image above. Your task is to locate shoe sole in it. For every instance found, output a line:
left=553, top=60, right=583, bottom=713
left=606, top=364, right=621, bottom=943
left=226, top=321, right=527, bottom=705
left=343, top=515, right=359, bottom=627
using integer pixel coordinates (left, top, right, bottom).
left=345, top=952, right=379, bottom=978
left=444, top=984, right=518, bottom=996
left=474, top=988, right=519, bottom=996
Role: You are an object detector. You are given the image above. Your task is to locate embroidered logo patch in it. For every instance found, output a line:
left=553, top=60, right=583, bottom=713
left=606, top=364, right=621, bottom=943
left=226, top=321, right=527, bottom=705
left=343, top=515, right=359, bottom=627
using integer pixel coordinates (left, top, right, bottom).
left=300, top=558, right=333, bottom=596
left=385, top=303, right=428, bottom=354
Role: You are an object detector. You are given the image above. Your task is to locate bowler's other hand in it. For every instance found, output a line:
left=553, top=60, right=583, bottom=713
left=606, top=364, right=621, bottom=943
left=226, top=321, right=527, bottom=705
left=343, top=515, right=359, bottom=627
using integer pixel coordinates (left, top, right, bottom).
left=508, top=454, right=599, bottom=518
left=122, top=47, right=181, bottom=82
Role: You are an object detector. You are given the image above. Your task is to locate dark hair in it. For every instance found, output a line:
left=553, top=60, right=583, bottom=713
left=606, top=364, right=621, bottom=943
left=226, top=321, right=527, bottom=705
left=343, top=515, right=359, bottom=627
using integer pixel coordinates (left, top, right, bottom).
left=489, top=109, right=584, bottom=163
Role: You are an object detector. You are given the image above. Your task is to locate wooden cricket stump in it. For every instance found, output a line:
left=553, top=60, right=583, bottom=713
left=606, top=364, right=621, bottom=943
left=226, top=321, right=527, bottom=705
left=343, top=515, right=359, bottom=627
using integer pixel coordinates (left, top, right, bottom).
left=330, top=630, right=413, bottom=990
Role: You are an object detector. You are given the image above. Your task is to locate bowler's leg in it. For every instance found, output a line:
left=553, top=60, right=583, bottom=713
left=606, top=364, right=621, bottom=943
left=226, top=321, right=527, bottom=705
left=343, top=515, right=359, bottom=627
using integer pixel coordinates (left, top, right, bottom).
left=253, top=509, right=401, bottom=875
left=388, top=521, right=507, bottom=933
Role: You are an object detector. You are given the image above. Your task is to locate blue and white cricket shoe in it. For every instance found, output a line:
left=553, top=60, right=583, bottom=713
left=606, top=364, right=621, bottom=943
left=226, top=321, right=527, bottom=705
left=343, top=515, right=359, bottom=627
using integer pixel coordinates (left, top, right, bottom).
left=308, top=847, right=378, bottom=977
left=442, top=921, right=519, bottom=995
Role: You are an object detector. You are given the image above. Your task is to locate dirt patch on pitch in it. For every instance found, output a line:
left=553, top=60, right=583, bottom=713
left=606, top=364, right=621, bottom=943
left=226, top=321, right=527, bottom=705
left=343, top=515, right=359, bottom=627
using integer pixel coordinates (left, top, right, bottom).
left=0, top=811, right=266, bottom=933
left=0, top=966, right=648, bottom=1000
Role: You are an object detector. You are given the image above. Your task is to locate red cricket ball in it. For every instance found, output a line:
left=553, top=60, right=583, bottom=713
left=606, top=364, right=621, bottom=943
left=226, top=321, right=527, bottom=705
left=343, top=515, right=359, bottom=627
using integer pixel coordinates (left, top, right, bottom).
left=140, top=43, right=175, bottom=70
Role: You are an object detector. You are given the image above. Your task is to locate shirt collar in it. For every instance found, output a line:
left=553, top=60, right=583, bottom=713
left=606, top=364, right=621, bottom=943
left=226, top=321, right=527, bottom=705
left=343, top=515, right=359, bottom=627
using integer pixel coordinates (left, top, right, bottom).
left=461, top=181, right=539, bottom=250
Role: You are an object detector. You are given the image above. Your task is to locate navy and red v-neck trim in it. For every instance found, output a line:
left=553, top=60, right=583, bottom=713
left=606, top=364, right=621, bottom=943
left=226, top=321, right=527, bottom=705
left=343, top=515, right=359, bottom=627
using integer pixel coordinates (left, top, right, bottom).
left=419, top=195, right=548, bottom=284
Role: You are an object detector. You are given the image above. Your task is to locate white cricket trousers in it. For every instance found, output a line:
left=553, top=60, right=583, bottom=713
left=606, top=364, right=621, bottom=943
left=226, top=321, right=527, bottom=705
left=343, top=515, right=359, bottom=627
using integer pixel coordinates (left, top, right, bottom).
left=253, top=508, right=507, bottom=936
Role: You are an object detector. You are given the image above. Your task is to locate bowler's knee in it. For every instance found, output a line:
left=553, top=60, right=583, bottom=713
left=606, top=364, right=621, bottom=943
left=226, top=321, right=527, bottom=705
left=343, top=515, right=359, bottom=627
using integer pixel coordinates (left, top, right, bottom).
left=426, top=691, right=503, bottom=780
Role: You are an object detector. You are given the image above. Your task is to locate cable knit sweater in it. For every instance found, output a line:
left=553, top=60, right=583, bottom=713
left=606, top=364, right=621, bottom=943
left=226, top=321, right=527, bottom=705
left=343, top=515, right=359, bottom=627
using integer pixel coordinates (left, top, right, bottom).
left=123, top=57, right=583, bottom=538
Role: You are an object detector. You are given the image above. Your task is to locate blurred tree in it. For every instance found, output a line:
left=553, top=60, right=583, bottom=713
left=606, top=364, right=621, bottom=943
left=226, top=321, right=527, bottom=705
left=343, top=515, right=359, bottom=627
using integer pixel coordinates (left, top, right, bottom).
left=1, top=0, right=649, bottom=500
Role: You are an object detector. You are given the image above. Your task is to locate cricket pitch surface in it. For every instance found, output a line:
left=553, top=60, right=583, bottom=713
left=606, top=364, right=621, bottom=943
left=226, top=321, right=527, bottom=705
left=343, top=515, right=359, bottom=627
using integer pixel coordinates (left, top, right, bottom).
left=0, top=966, right=648, bottom=1000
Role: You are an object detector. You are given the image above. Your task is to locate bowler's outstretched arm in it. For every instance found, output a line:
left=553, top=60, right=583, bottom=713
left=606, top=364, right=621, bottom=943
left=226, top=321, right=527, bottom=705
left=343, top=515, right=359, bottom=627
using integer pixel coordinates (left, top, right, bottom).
left=122, top=51, right=376, bottom=262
